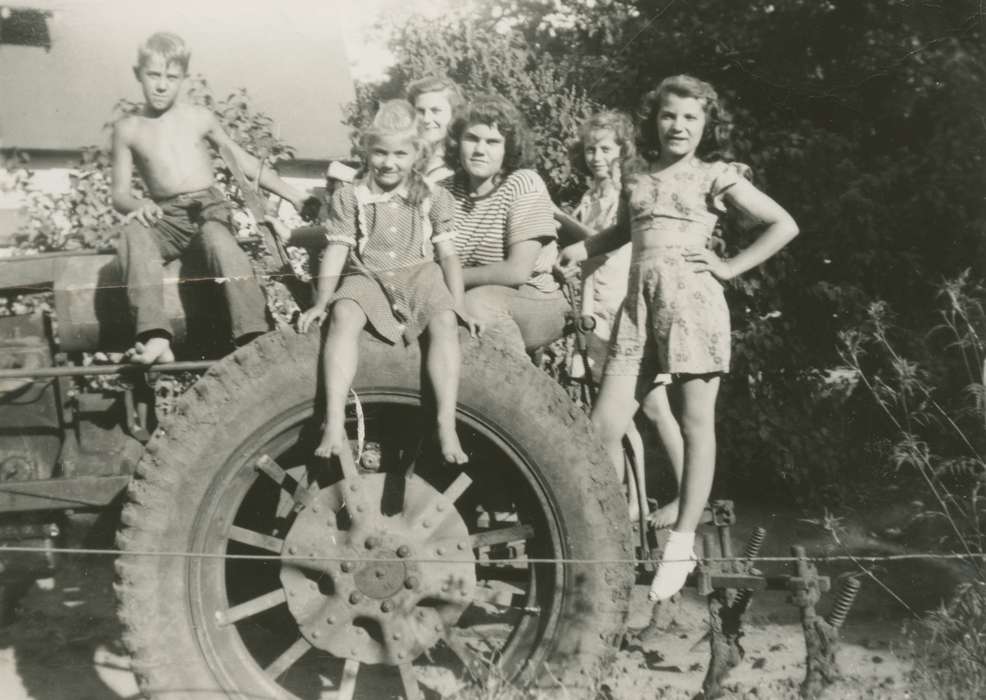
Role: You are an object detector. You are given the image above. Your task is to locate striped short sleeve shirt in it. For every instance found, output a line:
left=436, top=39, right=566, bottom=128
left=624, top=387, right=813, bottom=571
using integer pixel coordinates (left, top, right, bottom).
left=444, top=169, right=560, bottom=293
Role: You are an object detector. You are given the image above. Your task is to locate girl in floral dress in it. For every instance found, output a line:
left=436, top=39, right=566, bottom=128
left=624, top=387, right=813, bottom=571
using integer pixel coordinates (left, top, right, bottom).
left=293, top=100, right=480, bottom=464
left=557, top=75, right=799, bottom=601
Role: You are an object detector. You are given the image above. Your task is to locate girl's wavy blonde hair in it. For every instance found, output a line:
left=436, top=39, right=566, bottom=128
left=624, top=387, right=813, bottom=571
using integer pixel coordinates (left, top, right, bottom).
left=358, top=99, right=433, bottom=205
left=569, top=110, right=637, bottom=182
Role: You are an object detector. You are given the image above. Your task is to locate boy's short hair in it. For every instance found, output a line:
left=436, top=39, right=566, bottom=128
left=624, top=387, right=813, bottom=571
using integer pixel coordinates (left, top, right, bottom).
left=136, top=32, right=191, bottom=73
left=405, top=76, right=465, bottom=112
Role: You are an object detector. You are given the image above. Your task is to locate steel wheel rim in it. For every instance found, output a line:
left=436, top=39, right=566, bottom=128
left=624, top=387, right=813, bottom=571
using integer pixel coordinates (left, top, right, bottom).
left=185, top=391, right=568, bottom=699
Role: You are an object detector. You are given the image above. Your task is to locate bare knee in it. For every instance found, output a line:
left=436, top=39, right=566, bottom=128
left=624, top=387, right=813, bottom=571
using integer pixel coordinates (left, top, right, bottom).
left=428, top=310, right=458, bottom=337
left=329, top=300, right=366, bottom=331
left=591, top=410, right=627, bottom=447
left=680, top=404, right=714, bottom=443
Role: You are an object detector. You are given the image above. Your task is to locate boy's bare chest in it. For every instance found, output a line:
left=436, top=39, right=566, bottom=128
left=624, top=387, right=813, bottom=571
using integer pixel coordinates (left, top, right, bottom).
left=130, top=117, right=209, bottom=164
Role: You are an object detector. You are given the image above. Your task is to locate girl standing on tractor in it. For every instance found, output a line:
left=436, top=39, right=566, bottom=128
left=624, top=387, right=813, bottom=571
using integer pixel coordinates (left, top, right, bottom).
left=557, top=75, right=799, bottom=600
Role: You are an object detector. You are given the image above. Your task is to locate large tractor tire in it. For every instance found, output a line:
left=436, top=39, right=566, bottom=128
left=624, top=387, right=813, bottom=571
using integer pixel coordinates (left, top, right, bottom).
left=115, top=329, right=633, bottom=699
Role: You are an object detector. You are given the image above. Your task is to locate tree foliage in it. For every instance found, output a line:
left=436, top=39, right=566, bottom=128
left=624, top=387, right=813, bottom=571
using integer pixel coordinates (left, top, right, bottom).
left=360, top=0, right=986, bottom=498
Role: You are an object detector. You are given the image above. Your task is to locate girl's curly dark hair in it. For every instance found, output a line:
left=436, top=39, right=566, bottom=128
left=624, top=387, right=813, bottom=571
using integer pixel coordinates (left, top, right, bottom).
left=569, top=110, right=637, bottom=181
left=445, top=94, right=536, bottom=176
left=637, top=74, right=735, bottom=162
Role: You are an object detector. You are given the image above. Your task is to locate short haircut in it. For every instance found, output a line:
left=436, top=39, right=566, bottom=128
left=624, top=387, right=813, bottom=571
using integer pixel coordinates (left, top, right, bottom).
left=445, top=94, right=536, bottom=175
left=136, top=32, right=191, bottom=74
left=637, top=74, right=734, bottom=161
left=406, top=76, right=465, bottom=112
left=569, top=110, right=637, bottom=179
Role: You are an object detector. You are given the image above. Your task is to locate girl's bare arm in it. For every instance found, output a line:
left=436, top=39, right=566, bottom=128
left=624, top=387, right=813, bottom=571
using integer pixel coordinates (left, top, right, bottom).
left=461, top=239, right=543, bottom=289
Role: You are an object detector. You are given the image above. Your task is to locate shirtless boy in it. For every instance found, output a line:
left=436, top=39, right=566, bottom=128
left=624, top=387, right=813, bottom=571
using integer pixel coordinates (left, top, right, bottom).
left=113, top=32, right=312, bottom=364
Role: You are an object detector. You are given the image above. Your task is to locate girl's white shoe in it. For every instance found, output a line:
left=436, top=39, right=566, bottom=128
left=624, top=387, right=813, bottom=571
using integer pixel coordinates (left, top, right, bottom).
left=648, top=530, right=697, bottom=602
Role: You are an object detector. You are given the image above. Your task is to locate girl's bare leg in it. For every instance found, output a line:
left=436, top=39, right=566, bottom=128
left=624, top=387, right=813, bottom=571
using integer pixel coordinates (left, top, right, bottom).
left=590, top=373, right=641, bottom=513
left=649, top=374, right=720, bottom=601
left=316, top=301, right=366, bottom=459
left=427, top=310, right=468, bottom=464
left=640, top=384, right=685, bottom=529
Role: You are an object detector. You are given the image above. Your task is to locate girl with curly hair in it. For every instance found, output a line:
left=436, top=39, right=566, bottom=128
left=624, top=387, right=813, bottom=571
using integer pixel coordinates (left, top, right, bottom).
left=442, top=94, right=568, bottom=352
left=558, top=75, right=799, bottom=600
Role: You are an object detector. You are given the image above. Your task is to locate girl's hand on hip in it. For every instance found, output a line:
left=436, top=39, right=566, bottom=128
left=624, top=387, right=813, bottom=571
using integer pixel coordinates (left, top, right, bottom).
left=683, top=250, right=735, bottom=281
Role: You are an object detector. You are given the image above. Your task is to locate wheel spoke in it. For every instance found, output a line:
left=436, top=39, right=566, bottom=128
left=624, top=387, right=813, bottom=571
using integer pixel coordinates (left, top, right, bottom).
left=410, top=473, right=472, bottom=532
left=443, top=628, right=490, bottom=683
left=468, top=523, right=534, bottom=549
left=264, top=635, right=312, bottom=680
left=336, top=658, right=359, bottom=700
left=256, top=454, right=314, bottom=511
left=227, top=525, right=284, bottom=553
left=398, top=662, right=423, bottom=700
left=215, top=588, right=287, bottom=627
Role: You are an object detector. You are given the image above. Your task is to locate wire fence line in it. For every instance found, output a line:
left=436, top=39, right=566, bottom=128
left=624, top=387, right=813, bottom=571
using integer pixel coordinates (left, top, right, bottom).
left=3, top=544, right=985, bottom=566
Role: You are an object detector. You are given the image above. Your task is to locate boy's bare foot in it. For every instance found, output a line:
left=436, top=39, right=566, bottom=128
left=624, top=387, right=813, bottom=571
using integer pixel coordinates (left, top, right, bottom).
left=315, top=422, right=349, bottom=459
left=127, top=337, right=175, bottom=365
left=437, top=422, right=468, bottom=464
left=647, top=499, right=680, bottom=530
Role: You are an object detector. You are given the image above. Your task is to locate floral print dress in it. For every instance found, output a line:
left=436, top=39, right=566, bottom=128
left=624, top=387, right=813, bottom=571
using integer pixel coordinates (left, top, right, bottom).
left=605, top=158, right=748, bottom=379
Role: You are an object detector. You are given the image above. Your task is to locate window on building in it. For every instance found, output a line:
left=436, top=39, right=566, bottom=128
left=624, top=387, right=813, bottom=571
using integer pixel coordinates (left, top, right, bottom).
left=0, top=7, right=52, bottom=50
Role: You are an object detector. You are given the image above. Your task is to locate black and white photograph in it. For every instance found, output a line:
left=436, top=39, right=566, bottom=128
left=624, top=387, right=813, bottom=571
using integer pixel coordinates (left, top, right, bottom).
left=0, top=1, right=983, bottom=697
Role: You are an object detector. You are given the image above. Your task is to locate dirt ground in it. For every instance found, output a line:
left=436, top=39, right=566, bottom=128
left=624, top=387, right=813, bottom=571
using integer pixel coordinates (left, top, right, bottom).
left=0, top=502, right=960, bottom=699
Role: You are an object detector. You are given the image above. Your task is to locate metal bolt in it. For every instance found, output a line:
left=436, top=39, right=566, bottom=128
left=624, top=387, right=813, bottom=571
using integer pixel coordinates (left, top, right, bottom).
left=365, top=536, right=380, bottom=550
left=350, top=648, right=358, bottom=657
left=312, top=505, right=320, bottom=514
left=436, top=547, right=446, bottom=556
left=341, top=561, right=354, bottom=572
left=422, top=520, right=432, bottom=528
left=392, top=632, right=402, bottom=641
left=436, top=502, right=446, bottom=512
left=327, top=615, right=337, bottom=624
left=397, top=545, right=411, bottom=558
left=434, top=623, right=442, bottom=633
left=287, top=546, right=297, bottom=555
left=349, top=483, right=358, bottom=492
left=404, top=577, right=419, bottom=590
left=312, top=631, right=320, bottom=639
left=397, top=652, right=405, bottom=660
left=356, top=505, right=364, bottom=513
left=349, top=592, right=363, bottom=605
left=375, top=569, right=385, bottom=579
left=457, top=541, right=467, bottom=551
left=381, top=600, right=394, bottom=612
left=442, top=583, right=451, bottom=593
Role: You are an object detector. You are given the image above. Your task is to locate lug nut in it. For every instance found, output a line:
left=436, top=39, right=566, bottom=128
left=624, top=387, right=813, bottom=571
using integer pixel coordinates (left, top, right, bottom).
left=365, top=536, right=381, bottom=550
left=392, top=632, right=402, bottom=641
left=327, top=615, right=337, bottom=624
left=374, top=569, right=385, bottom=579
left=436, top=502, right=446, bottom=512
left=349, top=592, right=363, bottom=605
left=381, top=600, right=394, bottom=612
left=404, top=576, right=419, bottom=590
left=287, top=546, right=297, bottom=555
left=436, top=547, right=446, bottom=556
left=341, top=561, right=354, bottom=572
left=397, top=545, right=411, bottom=558
left=422, top=520, right=432, bottom=529
left=457, top=541, right=467, bottom=551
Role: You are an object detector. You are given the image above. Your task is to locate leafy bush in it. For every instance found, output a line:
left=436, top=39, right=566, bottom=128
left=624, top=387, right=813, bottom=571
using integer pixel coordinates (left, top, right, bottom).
left=838, top=275, right=985, bottom=697
left=347, top=11, right=598, bottom=202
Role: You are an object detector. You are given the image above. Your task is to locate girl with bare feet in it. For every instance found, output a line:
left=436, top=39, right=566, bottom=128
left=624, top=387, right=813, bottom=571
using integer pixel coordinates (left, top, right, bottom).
left=557, top=76, right=798, bottom=601
left=559, top=111, right=685, bottom=528
left=293, top=100, right=480, bottom=464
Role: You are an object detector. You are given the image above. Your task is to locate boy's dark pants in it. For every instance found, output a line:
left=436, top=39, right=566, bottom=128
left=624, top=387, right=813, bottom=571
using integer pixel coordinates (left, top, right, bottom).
left=116, top=188, right=269, bottom=342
